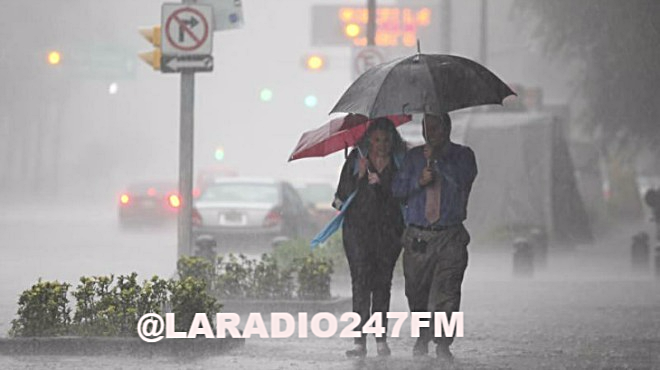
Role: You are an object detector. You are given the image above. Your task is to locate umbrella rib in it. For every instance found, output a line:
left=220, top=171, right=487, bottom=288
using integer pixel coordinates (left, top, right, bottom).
left=420, top=55, right=442, bottom=113
left=368, top=61, right=401, bottom=118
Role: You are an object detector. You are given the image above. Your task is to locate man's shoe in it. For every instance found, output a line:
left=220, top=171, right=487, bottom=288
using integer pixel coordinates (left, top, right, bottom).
left=376, top=342, right=391, bottom=357
left=435, top=344, right=454, bottom=363
left=346, top=344, right=367, bottom=358
left=412, top=338, right=429, bottom=357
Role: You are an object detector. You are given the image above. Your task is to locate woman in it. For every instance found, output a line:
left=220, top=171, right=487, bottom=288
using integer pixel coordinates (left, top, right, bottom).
left=334, top=117, right=407, bottom=358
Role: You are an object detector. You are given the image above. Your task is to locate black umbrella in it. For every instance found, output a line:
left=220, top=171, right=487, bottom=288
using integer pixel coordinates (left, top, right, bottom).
left=331, top=53, right=516, bottom=118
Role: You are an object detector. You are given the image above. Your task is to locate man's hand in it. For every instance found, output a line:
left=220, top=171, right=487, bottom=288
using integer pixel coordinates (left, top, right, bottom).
left=423, top=144, right=433, bottom=160
left=357, top=157, right=368, bottom=178
left=368, top=172, right=381, bottom=185
left=419, top=166, right=434, bottom=187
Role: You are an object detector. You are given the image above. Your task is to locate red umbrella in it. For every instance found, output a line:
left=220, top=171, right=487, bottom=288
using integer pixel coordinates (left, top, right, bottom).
left=288, top=114, right=412, bottom=161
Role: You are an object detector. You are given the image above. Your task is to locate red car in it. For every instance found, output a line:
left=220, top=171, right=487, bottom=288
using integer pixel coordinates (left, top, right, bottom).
left=118, top=181, right=181, bottom=228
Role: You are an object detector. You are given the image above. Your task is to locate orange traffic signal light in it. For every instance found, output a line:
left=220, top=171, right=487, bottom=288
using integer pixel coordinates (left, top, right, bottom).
left=138, top=25, right=162, bottom=71
left=47, top=51, right=61, bottom=65
left=303, top=54, right=326, bottom=71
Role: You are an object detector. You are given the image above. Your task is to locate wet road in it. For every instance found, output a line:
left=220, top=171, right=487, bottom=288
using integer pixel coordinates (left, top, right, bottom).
left=1, top=202, right=660, bottom=369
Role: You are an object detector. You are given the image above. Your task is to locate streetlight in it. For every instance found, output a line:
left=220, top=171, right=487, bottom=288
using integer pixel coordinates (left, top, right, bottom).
left=47, top=51, right=61, bottom=65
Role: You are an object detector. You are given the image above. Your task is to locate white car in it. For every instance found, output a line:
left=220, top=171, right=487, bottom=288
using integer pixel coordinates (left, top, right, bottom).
left=192, top=178, right=315, bottom=247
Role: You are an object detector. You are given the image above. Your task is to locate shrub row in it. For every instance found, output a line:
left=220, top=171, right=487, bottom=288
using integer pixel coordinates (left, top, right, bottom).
left=181, top=249, right=335, bottom=301
left=9, top=248, right=336, bottom=337
left=9, top=273, right=220, bottom=337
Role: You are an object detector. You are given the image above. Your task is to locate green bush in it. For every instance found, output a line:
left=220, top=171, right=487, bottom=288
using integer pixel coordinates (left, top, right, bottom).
left=273, top=234, right=348, bottom=274
left=169, top=277, right=222, bottom=332
left=215, top=253, right=254, bottom=299
left=250, top=253, right=295, bottom=300
left=177, top=256, right=216, bottom=286
left=136, top=276, right=171, bottom=318
left=177, top=251, right=332, bottom=301
left=295, top=254, right=334, bottom=301
left=11, top=274, right=177, bottom=338
left=71, top=275, right=117, bottom=336
left=70, top=274, right=169, bottom=337
left=212, top=253, right=295, bottom=300
left=9, top=280, right=71, bottom=337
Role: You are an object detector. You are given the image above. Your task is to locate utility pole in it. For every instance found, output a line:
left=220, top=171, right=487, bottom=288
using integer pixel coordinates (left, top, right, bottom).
left=367, top=0, right=376, bottom=46
left=440, top=0, right=452, bottom=53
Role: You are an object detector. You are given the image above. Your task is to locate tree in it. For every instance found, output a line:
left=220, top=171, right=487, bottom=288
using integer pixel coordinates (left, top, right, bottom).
left=514, top=0, right=660, bottom=152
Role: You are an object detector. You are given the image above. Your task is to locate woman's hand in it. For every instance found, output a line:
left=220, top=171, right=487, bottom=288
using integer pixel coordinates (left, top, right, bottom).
left=358, top=157, right=368, bottom=178
left=368, top=172, right=381, bottom=185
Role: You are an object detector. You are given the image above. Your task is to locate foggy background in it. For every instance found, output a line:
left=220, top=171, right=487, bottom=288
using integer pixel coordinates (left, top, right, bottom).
left=0, top=0, right=576, bottom=203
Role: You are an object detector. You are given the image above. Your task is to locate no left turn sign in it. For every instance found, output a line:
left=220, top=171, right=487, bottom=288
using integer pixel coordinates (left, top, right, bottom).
left=162, top=4, right=213, bottom=56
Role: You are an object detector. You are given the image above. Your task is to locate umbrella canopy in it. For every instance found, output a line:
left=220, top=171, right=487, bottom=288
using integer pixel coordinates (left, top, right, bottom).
left=288, top=114, right=411, bottom=161
left=331, top=53, right=516, bottom=118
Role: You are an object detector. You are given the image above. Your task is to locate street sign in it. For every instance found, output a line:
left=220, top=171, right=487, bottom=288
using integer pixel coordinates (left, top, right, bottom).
left=352, top=46, right=384, bottom=79
left=161, top=4, right=213, bottom=56
left=197, top=0, right=244, bottom=31
left=161, top=55, right=214, bottom=73
left=139, top=1, right=243, bottom=258
left=312, top=5, right=436, bottom=47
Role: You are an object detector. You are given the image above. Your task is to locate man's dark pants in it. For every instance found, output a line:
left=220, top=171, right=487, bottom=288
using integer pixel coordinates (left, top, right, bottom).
left=402, top=224, right=470, bottom=347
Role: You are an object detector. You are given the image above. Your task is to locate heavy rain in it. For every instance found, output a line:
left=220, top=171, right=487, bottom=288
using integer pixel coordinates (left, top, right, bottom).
left=1, top=0, right=659, bottom=369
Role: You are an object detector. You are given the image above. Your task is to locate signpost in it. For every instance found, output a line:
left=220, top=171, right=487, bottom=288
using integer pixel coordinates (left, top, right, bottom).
left=138, top=0, right=241, bottom=257
left=162, top=2, right=215, bottom=257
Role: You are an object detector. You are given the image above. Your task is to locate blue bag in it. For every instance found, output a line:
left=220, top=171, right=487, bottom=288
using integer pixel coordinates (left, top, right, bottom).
left=309, top=190, right=356, bottom=249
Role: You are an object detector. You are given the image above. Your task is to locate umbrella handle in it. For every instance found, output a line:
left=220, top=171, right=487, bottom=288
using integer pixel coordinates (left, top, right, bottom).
left=356, top=145, right=365, bottom=158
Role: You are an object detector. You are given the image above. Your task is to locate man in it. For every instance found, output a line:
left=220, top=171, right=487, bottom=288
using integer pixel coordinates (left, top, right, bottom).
left=392, top=113, right=477, bottom=362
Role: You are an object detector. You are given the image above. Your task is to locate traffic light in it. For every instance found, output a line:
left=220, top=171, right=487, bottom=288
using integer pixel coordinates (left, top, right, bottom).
left=214, top=146, right=225, bottom=161
left=259, top=88, right=273, bottom=102
left=138, top=25, right=162, bottom=71
left=303, top=54, right=326, bottom=71
left=47, top=51, right=61, bottom=65
left=304, top=95, right=318, bottom=108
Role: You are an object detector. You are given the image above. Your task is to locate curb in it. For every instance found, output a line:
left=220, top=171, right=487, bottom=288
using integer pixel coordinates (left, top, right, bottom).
left=0, top=336, right=244, bottom=357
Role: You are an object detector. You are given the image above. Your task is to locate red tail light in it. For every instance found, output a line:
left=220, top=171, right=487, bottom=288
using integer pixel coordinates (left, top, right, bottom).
left=168, top=194, right=181, bottom=208
left=120, top=194, right=130, bottom=205
left=192, top=208, right=202, bottom=226
left=263, top=208, right=282, bottom=227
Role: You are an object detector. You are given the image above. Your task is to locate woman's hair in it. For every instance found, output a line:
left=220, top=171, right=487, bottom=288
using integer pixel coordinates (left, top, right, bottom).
left=356, top=117, right=408, bottom=156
